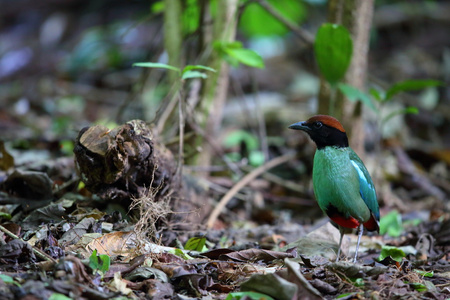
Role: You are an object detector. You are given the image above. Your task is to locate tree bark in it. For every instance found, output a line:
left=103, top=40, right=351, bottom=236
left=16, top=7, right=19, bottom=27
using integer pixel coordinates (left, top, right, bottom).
left=318, top=0, right=374, bottom=155
left=163, top=0, right=183, bottom=85
left=196, top=0, right=239, bottom=167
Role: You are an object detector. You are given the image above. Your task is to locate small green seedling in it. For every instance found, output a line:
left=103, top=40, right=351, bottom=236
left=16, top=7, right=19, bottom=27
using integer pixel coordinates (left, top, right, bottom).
left=378, top=245, right=406, bottom=262
left=49, top=293, right=73, bottom=300
left=184, top=236, right=208, bottom=252
left=169, top=248, right=194, bottom=260
left=225, top=291, right=275, bottom=300
left=89, top=249, right=111, bottom=276
left=414, top=269, right=433, bottom=277
left=133, top=62, right=216, bottom=80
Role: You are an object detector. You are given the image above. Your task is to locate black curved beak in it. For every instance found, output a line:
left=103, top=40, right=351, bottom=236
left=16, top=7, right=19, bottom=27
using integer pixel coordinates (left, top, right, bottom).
left=288, top=121, right=309, bottom=131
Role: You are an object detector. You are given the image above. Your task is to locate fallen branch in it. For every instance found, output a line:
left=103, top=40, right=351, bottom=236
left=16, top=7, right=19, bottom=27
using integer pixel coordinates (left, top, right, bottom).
left=206, top=152, right=296, bottom=229
left=0, top=224, right=57, bottom=263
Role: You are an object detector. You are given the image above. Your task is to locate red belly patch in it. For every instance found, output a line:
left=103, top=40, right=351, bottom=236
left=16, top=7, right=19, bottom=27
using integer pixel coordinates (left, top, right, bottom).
left=363, top=214, right=379, bottom=232
left=330, top=215, right=359, bottom=229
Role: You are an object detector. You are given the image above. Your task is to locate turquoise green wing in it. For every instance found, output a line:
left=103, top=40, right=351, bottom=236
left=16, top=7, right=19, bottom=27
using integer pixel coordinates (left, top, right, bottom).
left=348, top=149, right=379, bottom=221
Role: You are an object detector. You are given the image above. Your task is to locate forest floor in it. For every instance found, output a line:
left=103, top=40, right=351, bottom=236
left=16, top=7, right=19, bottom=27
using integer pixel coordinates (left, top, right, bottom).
left=0, top=1, right=449, bottom=299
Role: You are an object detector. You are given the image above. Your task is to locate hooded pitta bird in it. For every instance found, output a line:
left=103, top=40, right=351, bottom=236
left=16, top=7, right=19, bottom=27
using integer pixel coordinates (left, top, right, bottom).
left=289, top=115, right=379, bottom=262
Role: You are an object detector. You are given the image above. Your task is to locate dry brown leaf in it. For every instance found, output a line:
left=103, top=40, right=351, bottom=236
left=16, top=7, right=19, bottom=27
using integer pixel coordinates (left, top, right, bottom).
left=86, top=231, right=138, bottom=258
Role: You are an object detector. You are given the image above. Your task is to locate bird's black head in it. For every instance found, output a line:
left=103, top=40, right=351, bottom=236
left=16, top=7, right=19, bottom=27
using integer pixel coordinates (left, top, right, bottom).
left=288, top=115, right=349, bottom=149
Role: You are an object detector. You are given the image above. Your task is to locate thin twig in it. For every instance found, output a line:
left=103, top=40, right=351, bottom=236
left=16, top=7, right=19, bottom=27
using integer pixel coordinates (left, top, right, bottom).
left=196, top=177, right=249, bottom=201
left=177, top=89, right=184, bottom=179
left=185, top=116, right=244, bottom=177
left=251, top=72, right=269, bottom=162
left=156, top=82, right=182, bottom=134
left=0, top=225, right=57, bottom=263
left=206, top=152, right=296, bottom=228
left=241, top=165, right=306, bottom=194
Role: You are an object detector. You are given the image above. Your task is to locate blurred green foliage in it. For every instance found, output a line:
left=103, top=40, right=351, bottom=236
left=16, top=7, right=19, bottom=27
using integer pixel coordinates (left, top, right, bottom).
left=380, top=210, right=403, bottom=237
left=240, top=0, right=306, bottom=36
left=223, top=130, right=265, bottom=166
left=214, top=41, right=265, bottom=69
left=378, top=245, right=406, bottom=262
left=314, top=23, right=353, bottom=85
left=225, top=291, right=275, bottom=300
left=133, top=62, right=216, bottom=80
left=184, top=237, right=208, bottom=252
left=89, top=249, right=111, bottom=276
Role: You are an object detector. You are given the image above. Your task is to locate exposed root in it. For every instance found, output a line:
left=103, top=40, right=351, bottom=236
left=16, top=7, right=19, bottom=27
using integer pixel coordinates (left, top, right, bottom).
left=129, top=182, right=173, bottom=242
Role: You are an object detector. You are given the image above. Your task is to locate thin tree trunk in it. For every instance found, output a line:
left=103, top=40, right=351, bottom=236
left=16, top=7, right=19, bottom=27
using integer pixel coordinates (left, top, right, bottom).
left=196, top=0, right=239, bottom=167
left=163, top=0, right=182, bottom=85
left=318, top=0, right=374, bottom=155
left=342, top=0, right=374, bottom=155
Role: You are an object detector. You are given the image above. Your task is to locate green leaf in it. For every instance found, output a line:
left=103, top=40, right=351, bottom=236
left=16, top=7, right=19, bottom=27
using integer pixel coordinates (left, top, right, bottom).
left=225, top=291, right=275, bottom=300
left=0, top=274, right=20, bottom=286
left=224, top=48, right=265, bottom=69
left=184, top=237, right=208, bottom=252
left=77, top=181, right=85, bottom=190
left=169, top=248, right=194, bottom=260
left=380, top=210, right=403, bottom=237
left=352, top=278, right=365, bottom=287
left=403, top=219, right=422, bottom=227
left=414, top=269, right=434, bottom=277
left=182, top=0, right=200, bottom=35
left=223, top=130, right=260, bottom=151
left=215, top=41, right=243, bottom=49
left=338, top=83, right=378, bottom=112
left=213, top=41, right=242, bottom=67
left=337, top=294, right=356, bottom=299
left=0, top=211, right=11, bottom=220
left=89, top=249, right=99, bottom=269
left=409, top=282, right=427, bottom=292
left=97, top=254, right=110, bottom=273
left=181, top=70, right=208, bottom=80
left=133, top=62, right=180, bottom=73
left=314, top=23, right=353, bottom=84
left=60, top=140, right=74, bottom=156
left=383, top=106, right=419, bottom=124
left=249, top=150, right=265, bottom=167
left=182, top=65, right=216, bottom=73
left=89, top=249, right=111, bottom=273
left=239, top=0, right=306, bottom=36
left=378, top=245, right=406, bottom=262
left=49, top=293, right=73, bottom=300
left=369, top=87, right=384, bottom=102
left=385, top=79, right=443, bottom=101
left=151, top=1, right=164, bottom=14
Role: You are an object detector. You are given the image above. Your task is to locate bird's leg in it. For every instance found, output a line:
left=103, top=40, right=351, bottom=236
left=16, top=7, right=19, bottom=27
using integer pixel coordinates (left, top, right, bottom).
left=353, top=223, right=364, bottom=263
left=336, top=226, right=345, bottom=262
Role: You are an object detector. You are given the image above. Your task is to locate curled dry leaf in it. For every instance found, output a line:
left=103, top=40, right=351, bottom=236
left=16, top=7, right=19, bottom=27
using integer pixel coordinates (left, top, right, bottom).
left=240, top=273, right=298, bottom=300
left=218, top=248, right=295, bottom=263
left=86, top=231, right=139, bottom=258
left=123, top=266, right=169, bottom=283
left=283, top=259, right=323, bottom=300
left=59, top=217, right=95, bottom=246
left=285, top=222, right=348, bottom=261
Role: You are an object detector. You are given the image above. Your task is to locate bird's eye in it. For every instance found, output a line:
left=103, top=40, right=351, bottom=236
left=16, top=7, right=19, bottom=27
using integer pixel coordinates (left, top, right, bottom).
left=314, top=121, right=323, bottom=129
